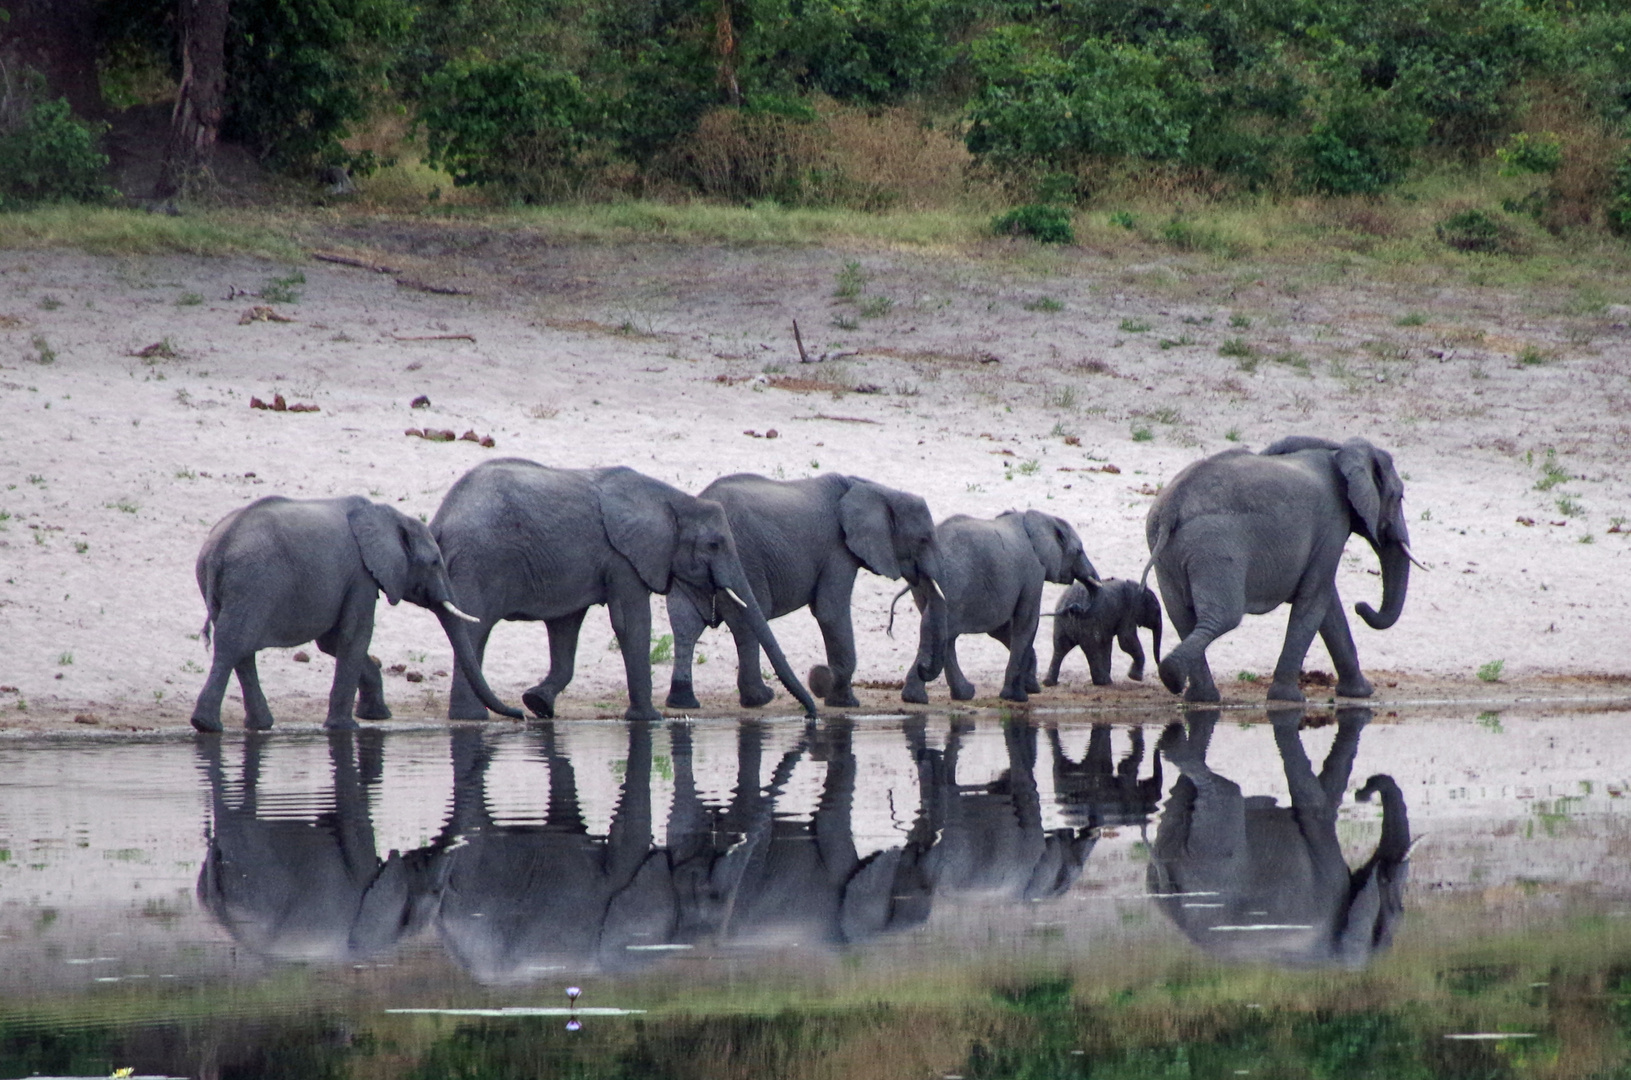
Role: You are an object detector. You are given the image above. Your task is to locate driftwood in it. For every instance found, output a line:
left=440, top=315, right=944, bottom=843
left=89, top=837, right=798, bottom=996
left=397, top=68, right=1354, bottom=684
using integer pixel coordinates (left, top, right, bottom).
left=391, top=333, right=476, bottom=343
left=312, top=251, right=398, bottom=274
left=804, top=413, right=881, bottom=425
left=395, top=277, right=473, bottom=296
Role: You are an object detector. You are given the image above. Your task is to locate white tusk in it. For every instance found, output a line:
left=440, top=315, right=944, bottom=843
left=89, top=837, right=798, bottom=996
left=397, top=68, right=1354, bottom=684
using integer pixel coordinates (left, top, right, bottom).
left=723, top=587, right=748, bottom=609
left=442, top=600, right=481, bottom=623
left=1401, top=545, right=1429, bottom=572
left=929, top=579, right=947, bottom=601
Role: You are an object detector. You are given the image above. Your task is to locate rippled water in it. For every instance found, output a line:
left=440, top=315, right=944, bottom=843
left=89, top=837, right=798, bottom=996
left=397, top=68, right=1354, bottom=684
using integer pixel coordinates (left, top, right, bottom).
left=3, top=706, right=1630, bottom=1079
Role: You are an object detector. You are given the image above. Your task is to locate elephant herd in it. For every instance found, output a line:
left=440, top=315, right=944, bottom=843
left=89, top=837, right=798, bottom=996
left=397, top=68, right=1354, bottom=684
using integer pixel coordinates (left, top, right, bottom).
left=189, top=434, right=1413, bottom=732
left=197, top=708, right=1409, bottom=977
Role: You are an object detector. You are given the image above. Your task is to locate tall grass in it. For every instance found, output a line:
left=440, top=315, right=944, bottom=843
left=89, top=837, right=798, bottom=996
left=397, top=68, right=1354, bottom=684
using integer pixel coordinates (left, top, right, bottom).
left=0, top=205, right=302, bottom=259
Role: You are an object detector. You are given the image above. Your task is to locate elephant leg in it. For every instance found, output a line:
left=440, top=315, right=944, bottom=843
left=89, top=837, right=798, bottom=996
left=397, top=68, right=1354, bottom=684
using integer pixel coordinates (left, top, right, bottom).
left=1118, top=623, right=1147, bottom=682
left=191, top=649, right=239, bottom=733
left=946, top=635, right=978, bottom=701
left=235, top=655, right=275, bottom=731
left=999, top=587, right=1043, bottom=701
left=353, top=654, right=391, bottom=721
left=523, top=609, right=586, bottom=719
left=1318, top=592, right=1374, bottom=699
left=1157, top=564, right=1239, bottom=703
left=665, top=591, right=707, bottom=710
left=812, top=577, right=861, bottom=708
left=902, top=637, right=933, bottom=704
left=608, top=588, right=662, bottom=723
left=720, top=602, right=775, bottom=708
left=322, top=603, right=375, bottom=730
left=1086, top=636, right=1114, bottom=686
left=1043, top=626, right=1070, bottom=687
left=448, top=619, right=497, bottom=720
left=1267, top=590, right=1331, bottom=702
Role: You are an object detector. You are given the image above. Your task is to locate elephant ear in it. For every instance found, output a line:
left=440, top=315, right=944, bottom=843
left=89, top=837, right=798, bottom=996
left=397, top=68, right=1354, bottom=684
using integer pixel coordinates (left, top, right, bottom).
left=1336, top=438, right=1407, bottom=544
left=597, top=468, right=677, bottom=593
left=349, top=501, right=410, bottom=605
left=839, top=481, right=901, bottom=579
left=1021, top=511, right=1073, bottom=582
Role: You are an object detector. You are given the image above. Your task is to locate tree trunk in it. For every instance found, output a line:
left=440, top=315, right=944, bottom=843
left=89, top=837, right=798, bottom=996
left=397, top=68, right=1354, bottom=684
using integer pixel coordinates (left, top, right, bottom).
left=714, top=0, right=740, bottom=107
left=154, top=0, right=229, bottom=199
left=0, top=0, right=104, bottom=119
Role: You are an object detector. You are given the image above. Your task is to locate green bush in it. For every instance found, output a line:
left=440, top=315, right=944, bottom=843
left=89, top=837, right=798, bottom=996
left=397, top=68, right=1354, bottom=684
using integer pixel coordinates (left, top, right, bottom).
left=1497, top=132, right=1563, bottom=176
left=419, top=54, right=591, bottom=200
left=992, top=204, right=1074, bottom=244
left=0, top=96, right=113, bottom=209
left=1435, top=208, right=1520, bottom=254
left=1608, top=150, right=1631, bottom=238
left=1300, top=91, right=1429, bottom=196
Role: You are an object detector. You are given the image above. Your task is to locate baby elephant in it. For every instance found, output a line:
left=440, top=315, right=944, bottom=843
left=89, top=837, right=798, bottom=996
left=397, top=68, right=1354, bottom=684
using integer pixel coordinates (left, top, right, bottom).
left=191, top=495, right=521, bottom=732
left=1043, top=579, right=1163, bottom=687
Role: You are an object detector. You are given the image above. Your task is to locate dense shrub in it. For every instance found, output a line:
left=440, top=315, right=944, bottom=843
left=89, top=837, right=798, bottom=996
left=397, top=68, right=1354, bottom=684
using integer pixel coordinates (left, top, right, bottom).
left=992, top=204, right=1074, bottom=243
left=1436, top=208, right=1522, bottom=254
left=1300, top=90, right=1430, bottom=195
left=1609, top=150, right=1631, bottom=237
left=0, top=91, right=112, bottom=208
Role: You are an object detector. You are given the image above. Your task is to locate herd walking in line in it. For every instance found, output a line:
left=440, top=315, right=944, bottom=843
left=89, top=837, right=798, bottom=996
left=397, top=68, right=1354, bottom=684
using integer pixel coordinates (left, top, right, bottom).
left=189, top=434, right=1415, bottom=732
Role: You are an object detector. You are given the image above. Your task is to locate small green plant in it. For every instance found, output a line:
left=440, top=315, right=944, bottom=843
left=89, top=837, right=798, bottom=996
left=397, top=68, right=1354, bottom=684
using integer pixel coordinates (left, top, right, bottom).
left=1580, top=533, right=1595, bottom=544
left=30, top=334, right=55, bottom=364
left=1118, top=318, right=1152, bottom=333
left=175, top=467, right=197, bottom=479
left=1476, top=659, right=1505, bottom=683
left=993, top=204, right=1074, bottom=244
left=1224, top=427, right=1241, bottom=442
left=1219, top=337, right=1254, bottom=359
left=1049, top=385, right=1078, bottom=410
left=1273, top=351, right=1310, bottom=371
left=1016, top=459, right=1041, bottom=475
left=73, top=539, right=87, bottom=554
left=833, top=260, right=866, bottom=298
left=176, top=291, right=204, bottom=307
left=1237, top=671, right=1260, bottom=683
left=1435, top=208, right=1518, bottom=254
left=108, top=498, right=138, bottom=514
left=1108, top=210, right=1137, bottom=229
left=1228, top=313, right=1251, bottom=329
left=26, top=474, right=45, bottom=485
left=37, top=294, right=61, bottom=311
left=1517, top=345, right=1550, bottom=367
left=259, top=270, right=306, bottom=304
left=1131, top=426, right=1154, bottom=442
left=859, top=295, right=894, bottom=318
left=1024, top=296, right=1064, bottom=313
left=1158, top=335, right=1197, bottom=350
left=57, top=651, right=72, bottom=666
left=1395, top=311, right=1428, bottom=327
left=1477, top=710, right=1504, bottom=733
left=649, top=633, right=674, bottom=664
left=1145, top=406, right=1181, bottom=424
left=1534, top=452, right=1569, bottom=491
left=1497, top=132, right=1562, bottom=176
left=1557, top=496, right=1583, bottom=517
left=831, top=314, right=859, bottom=331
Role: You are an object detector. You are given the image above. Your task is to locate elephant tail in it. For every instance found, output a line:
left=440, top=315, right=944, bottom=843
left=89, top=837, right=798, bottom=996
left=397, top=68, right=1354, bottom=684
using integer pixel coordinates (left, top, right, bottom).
left=885, top=583, right=913, bottom=639
left=200, top=617, right=213, bottom=649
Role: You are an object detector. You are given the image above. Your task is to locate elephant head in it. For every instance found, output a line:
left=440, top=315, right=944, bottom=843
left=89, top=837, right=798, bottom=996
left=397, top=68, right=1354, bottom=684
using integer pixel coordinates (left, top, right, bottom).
left=1013, top=510, right=1100, bottom=587
left=1262, top=436, right=1412, bottom=631
left=596, top=468, right=819, bottom=718
left=840, top=479, right=948, bottom=681
left=346, top=501, right=521, bottom=719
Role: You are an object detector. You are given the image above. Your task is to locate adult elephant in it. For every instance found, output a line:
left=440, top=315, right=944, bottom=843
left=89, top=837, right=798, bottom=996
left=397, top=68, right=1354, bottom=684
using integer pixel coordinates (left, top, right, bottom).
left=1148, top=707, right=1409, bottom=968
left=1145, top=436, right=1417, bottom=703
left=898, top=510, right=1099, bottom=703
left=431, top=460, right=818, bottom=722
left=190, top=495, right=521, bottom=732
left=664, top=473, right=946, bottom=711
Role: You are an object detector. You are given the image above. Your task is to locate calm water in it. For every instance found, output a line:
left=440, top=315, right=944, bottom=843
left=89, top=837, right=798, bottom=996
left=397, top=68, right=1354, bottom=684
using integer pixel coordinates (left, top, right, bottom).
left=3, top=706, right=1630, bottom=1079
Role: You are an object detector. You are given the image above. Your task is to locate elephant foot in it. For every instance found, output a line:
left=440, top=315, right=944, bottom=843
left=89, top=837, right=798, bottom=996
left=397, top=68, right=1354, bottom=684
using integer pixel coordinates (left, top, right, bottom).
left=1127, top=667, right=1145, bottom=682
left=665, top=681, right=701, bottom=710
left=738, top=685, right=775, bottom=709
left=1158, top=657, right=1186, bottom=696
left=355, top=702, right=392, bottom=721
left=324, top=715, right=361, bottom=731
left=1041, top=675, right=1058, bottom=688
left=1336, top=675, right=1374, bottom=698
left=624, top=703, right=663, bottom=722
left=1182, top=682, right=1221, bottom=703
left=190, top=713, right=223, bottom=734
left=522, top=684, right=557, bottom=719
left=825, top=690, right=861, bottom=708
left=244, top=712, right=275, bottom=731
left=1025, top=678, right=1042, bottom=695
left=999, top=687, right=1029, bottom=704
left=949, top=683, right=977, bottom=702
left=1265, top=681, right=1306, bottom=703
left=1092, top=675, right=1113, bottom=687
left=901, top=682, right=928, bottom=705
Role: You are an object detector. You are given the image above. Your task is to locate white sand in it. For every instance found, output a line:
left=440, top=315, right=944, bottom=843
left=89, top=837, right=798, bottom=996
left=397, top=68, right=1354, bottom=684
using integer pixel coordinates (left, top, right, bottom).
left=1, top=238, right=1627, bottom=730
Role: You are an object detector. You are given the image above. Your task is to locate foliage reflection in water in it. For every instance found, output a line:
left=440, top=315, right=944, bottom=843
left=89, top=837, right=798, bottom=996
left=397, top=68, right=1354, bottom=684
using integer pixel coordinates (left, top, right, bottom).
left=2, top=707, right=1631, bottom=1078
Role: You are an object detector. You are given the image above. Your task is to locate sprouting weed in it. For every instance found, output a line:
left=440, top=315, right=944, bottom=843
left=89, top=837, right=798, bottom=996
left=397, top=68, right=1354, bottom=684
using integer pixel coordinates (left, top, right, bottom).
left=1118, top=318, right=1152, bottom=333
left=1476, top=659, right=1505, bottom=683
left=1025, top=296, right=1064, bottom=313
left=833, top=260, right=866, bottom=299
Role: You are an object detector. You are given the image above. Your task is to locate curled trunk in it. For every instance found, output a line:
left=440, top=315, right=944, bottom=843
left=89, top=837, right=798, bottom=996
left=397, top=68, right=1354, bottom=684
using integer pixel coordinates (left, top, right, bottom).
left=913, top=581, right=947, bottom=683
left=436, top=610, right=524, bottom=718
left=718, top=565, right=818, bottom=718
left=1354, top=541, right=1409, bottom=630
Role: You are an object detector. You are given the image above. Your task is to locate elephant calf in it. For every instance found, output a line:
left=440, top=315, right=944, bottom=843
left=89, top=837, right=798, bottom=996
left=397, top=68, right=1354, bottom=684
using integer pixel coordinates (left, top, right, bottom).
left=897, top=510, right=1099, bottom=704
left=190, top=495, right=520, bottom=732
left=1043, top=578, right=1162, bottom=687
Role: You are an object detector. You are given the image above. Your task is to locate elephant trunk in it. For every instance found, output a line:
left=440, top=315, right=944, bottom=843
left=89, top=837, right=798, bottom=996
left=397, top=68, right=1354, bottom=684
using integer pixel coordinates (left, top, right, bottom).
left=1357, top=774, right=1410, bottom=863
left=1355, top=540, right=1409, bottom=630
left=435, top=609, right=524, bottom=719
left=912, top=572, right=948, bottom=684
left=1075, top=551, right=1101, bottom=587
left=718, top=565, right=820, bottom=719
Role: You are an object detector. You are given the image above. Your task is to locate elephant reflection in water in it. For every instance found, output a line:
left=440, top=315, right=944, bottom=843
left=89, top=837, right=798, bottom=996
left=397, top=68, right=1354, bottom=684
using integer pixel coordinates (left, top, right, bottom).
left=197, top=731, right=444, bottom=962
left=1147, top=707, right=1409, bottom=967
left=1048, top=724, right=1163, bottom=834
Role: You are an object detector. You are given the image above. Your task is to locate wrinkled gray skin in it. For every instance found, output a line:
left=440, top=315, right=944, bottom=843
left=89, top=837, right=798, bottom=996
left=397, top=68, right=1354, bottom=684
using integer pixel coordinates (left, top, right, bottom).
left=431, top=459, right=818, bottom=722
left=191, top=495, right=521, bottom=732
left=434, top=723, right=675, bottom=983
left=1043, top=578, right=1163, bottom=688
left=1146, top=436, right=1411, bottom=703
left=1048, top=723, right=1163, bottom=831
left=899, top=510, right=1100, bottom=703
left=196, top=731, right=445, bottom=962
left=1148, top=707, right=1409, bottom=968
left=664, top=473, right=948, bottom=710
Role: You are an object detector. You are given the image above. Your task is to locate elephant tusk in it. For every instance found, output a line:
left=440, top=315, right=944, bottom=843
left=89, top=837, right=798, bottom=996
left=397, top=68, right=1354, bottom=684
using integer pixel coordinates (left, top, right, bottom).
left=442, top=600, right=482, bottom=623
left=931, top=579, right=947, bottom=601
left=1401, top=544, right=1429, bottom=572
left=723, top=587, right=747, bottom=609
